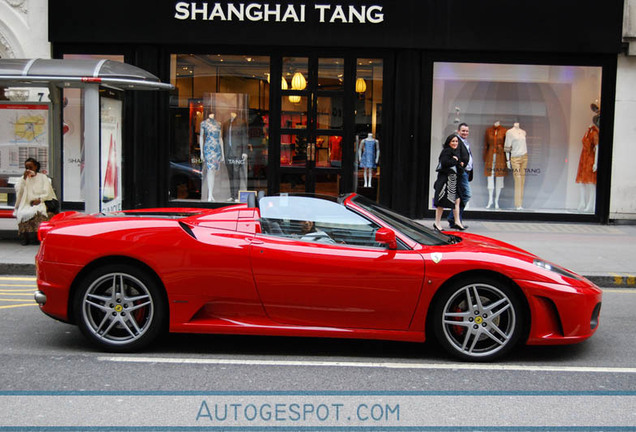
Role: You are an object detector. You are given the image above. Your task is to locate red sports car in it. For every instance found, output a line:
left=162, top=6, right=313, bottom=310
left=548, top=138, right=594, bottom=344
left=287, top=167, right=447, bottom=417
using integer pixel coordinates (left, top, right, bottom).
left=34, top=194, right=602, bottom=361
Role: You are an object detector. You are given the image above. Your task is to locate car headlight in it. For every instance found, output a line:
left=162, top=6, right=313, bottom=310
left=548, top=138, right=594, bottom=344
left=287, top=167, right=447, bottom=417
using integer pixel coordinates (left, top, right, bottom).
left=533, top=259, right=580, bottom=279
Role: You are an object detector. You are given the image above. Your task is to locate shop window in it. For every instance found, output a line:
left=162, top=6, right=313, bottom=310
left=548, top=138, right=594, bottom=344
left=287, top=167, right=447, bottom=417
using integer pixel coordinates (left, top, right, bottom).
left=355, top=58, right=383, bottom=201
left=169, top=54, right=270, bottom=202
left=430, top=62, right=602, bottom=214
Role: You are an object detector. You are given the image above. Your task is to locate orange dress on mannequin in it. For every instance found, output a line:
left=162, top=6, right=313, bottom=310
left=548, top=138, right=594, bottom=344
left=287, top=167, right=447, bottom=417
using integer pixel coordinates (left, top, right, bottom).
left=575, top=125, right=599, bottom=185
left=483, top=125, right=507, bottom=177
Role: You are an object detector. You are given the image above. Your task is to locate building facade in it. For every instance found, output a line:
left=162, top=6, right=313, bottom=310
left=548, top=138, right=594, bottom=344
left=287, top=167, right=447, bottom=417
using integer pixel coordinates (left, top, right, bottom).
left=2, top=0, right=632, bottom=223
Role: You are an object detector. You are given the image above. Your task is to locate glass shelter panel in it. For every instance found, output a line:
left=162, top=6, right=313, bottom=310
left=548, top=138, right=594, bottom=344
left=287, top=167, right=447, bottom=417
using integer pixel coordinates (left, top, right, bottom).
left=430, top=62, right=602, bottom=214
left=355, top=58, right=383, bottom=200
left=169, top=54, right=270, bottom=203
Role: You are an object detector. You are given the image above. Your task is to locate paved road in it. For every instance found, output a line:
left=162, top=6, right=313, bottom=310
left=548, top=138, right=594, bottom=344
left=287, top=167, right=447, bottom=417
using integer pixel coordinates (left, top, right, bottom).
left=1, top=276, right=636, bottom=428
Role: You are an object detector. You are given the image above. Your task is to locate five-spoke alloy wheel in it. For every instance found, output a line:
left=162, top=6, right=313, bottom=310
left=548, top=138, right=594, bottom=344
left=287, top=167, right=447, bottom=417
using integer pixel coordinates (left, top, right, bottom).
left=74, top=264, right=166, bottom=352
left=432, top=277, right=525, bottom=361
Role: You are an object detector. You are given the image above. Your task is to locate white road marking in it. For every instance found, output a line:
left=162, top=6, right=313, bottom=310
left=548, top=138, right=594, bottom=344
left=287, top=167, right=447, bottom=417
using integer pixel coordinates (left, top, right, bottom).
left=100, top=356, right=636, bottom=374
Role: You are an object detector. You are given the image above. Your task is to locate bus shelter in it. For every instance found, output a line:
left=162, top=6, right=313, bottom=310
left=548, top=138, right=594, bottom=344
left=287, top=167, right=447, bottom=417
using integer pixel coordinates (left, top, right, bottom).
left=0, top=58, right=172, bottom=213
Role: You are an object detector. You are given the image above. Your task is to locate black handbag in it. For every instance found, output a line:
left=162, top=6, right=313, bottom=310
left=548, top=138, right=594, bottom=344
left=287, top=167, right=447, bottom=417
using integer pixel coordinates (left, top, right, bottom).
left=45, top=199, right=60, bottom=214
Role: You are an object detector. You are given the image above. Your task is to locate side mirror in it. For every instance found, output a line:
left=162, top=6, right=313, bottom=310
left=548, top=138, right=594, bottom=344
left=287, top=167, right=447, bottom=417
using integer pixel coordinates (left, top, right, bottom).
left=375, top=227, right=397, bottom=250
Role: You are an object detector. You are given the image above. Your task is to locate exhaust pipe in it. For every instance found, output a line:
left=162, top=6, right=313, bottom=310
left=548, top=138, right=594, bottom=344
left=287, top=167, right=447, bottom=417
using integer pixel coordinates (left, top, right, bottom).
left=34, top=290, right=47, bottom=305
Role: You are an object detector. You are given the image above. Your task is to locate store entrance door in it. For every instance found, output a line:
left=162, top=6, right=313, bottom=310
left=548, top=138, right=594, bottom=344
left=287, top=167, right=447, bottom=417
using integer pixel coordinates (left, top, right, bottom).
left=276, top=55, right=350, bottom=196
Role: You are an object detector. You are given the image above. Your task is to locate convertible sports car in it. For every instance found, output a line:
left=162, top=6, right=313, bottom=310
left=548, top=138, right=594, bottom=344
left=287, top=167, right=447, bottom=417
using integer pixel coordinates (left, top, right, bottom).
left=34, top=193, right=602, bottom=361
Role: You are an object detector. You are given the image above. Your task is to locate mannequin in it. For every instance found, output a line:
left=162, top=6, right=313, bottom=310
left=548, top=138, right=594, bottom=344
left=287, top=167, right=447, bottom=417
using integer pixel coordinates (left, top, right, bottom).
left=328, top=135, right=343, bottom=167
left=483, top=121, right=506, bottom=209
left=576, top=102, right=600, bottom=212
left=504, top=122, right=528, bottom=210
left=223, top=112, right=248, bottom=202
left=199, top=114, right=224, bottom=202
left=358, top=133, right=380, bottom=188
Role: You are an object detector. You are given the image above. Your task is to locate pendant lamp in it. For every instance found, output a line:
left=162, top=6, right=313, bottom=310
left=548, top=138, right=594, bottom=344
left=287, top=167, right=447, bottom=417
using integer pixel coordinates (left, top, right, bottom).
left=291, top=72, right=306, bottom=90
left=355, top=77, right=367, bottom=94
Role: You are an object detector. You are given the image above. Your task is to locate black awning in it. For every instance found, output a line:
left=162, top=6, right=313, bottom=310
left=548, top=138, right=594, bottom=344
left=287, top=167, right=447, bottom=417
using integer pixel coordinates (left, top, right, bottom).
left=0, top=58, right=173, bottom=90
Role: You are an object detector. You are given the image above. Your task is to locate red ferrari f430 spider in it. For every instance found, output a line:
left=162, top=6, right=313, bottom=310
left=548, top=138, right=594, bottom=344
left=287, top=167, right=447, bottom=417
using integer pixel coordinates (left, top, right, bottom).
left=34, top=194, right=601, bottom=361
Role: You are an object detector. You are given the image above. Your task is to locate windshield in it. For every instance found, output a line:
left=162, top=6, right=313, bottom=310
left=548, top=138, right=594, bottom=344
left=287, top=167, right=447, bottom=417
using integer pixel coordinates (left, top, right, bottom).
left=351, top=195, right=452, bottom=246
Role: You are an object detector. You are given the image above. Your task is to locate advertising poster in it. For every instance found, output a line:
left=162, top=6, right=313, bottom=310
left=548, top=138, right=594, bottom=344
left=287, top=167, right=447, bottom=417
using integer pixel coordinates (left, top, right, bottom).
left=62, top=89, right=83, bottom=201
left=0, top=103, right=51, bottom=176
left=100, top=96, right=123, bottom=212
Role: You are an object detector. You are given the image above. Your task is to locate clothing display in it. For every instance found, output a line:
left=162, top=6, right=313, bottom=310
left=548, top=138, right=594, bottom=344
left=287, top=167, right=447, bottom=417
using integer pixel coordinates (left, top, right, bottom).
left=510, top=154, right=528, bottom=209
left=222, top=115, right=249, bottom=200
left=483, top=124, right=507, bottom=178
left=575, top=125, right=599, bottom=185
left=328, top=135, right=342, bottom=166
left=200, top=117, right=223, bottom=171
left=359, top=137, right=378, bottom=169
left=504, top=124, right=528, bottom=158
left=504, top=124, right=528, bottom=209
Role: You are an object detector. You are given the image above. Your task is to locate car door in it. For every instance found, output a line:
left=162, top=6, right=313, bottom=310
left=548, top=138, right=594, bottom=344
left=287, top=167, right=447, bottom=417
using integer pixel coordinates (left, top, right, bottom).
left=249, top=235, right=424, bottom=330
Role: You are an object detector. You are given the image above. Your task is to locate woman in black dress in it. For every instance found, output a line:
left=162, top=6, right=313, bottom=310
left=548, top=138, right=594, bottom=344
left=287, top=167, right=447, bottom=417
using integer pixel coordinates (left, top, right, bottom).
left=433, top=134, right=466, bottom=231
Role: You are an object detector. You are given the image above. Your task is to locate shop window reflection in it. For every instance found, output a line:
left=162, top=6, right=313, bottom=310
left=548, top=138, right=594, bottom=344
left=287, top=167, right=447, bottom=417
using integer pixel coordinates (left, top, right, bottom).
left=169, top=54, right=270, bottom=202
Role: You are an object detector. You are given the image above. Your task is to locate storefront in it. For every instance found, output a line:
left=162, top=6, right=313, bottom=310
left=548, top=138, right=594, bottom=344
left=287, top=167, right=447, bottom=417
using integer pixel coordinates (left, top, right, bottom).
left=47, top=0, right=624, bottom=221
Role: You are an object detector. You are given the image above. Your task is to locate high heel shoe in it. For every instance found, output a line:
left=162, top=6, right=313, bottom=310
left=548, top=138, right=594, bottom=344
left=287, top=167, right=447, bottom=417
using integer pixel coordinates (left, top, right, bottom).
left=433, top=223, right=443, bottom=232
left=454, top=223, right=467, bottom=231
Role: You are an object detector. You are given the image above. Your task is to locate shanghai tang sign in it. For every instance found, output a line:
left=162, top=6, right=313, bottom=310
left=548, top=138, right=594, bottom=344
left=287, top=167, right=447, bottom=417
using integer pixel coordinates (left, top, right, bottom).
left=174, top=2, right=385, bottom=24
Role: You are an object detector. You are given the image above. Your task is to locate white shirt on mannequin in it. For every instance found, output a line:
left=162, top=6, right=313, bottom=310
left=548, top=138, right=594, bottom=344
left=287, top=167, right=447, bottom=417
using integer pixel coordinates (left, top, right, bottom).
left=504, top=123, right=528, bottom=157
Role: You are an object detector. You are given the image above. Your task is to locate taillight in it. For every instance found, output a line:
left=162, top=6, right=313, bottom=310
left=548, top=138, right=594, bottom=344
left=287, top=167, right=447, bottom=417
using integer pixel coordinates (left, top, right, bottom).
left=38, top=221, right=54, bottom=242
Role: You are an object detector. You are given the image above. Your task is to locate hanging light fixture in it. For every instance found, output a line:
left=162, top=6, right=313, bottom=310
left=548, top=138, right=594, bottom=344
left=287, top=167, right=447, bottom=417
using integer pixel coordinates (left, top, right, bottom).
left=291, top=72, right=306, bottom=90
left=355, top=77, right=367, bottom=94
left=288, top=95, right=301, bottom=104
left=281, top=76, right=288, bottom=90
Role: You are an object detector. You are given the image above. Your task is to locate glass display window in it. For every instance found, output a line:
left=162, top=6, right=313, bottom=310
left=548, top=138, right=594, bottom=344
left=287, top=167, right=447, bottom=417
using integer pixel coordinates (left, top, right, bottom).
left=355, top=58, right=383, bottom=201
left=170, top=54, right=270, bottom=203
left=430, top=62, right=602, bottom=214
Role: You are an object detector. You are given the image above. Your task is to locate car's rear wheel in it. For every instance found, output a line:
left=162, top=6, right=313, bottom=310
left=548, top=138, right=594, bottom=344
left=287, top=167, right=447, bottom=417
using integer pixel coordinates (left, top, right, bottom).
left=74, top=264, right=166, bottom=352
left=432, top=277, right=524, bottom=361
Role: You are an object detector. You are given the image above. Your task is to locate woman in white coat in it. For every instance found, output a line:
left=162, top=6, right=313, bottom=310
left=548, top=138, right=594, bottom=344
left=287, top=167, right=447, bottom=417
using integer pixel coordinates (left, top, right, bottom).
left=13, top=158, right=57, bottom=245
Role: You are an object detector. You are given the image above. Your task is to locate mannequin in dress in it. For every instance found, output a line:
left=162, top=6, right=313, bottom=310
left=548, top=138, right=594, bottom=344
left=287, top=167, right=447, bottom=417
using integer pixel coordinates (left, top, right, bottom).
left=576, top=102, right=600, bottom=212
left=358, top=133, right=380, bottom=188
left=483, top=121, right=506, bottom=209
left=504, top=122, right=528, bottom=210
left=199, top=114, right=224, bottom=202
left=223, top=112, right=249, bottom=201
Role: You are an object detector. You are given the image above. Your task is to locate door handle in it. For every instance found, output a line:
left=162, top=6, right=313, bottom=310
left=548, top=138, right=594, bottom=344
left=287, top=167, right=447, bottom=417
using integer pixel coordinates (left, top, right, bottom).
left=307, top=143, right=315, bottom=161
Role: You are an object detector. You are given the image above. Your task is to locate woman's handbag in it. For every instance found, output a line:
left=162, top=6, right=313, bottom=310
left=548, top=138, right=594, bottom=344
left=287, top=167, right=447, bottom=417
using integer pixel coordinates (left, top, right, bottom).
left=45, top=199, right=60, bottom=214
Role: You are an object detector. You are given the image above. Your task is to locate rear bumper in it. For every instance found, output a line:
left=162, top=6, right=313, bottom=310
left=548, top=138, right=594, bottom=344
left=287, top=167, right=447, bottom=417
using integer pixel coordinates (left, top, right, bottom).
left=36, top=259, right=83, bottom=323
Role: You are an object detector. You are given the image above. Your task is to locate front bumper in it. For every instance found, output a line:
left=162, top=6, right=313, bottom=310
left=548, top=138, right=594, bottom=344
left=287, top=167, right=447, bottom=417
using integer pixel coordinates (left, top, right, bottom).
left=516, top=278, right=602, bottom=345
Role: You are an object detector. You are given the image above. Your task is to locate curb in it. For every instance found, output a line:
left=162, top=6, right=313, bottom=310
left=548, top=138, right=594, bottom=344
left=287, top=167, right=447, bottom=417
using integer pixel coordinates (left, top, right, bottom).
left=0, top=263, right=36, bottom=276
left=585, top=274, right=636, bottom=289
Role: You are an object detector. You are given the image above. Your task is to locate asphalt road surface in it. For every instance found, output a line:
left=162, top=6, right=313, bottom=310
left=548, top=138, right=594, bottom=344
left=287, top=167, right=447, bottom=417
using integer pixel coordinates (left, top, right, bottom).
left=1, top=276, right=635, bottom=429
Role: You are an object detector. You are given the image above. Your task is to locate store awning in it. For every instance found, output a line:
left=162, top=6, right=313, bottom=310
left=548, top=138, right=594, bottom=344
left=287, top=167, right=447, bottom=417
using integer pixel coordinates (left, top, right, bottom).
left=0, top=58, right=173, bottom=90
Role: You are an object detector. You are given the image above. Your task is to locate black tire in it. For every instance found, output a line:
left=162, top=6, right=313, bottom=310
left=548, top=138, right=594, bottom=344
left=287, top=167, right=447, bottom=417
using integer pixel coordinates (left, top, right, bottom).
left=73, top=263, right=166, bottom=352
left=431, top=276, right=525, bottom=361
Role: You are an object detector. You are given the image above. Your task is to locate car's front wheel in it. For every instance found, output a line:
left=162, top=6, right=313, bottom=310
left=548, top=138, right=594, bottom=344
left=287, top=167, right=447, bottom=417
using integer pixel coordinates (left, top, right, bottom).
left=432, top=277, right=525, bottom=361
left=74, top=264, right=166, bottom=352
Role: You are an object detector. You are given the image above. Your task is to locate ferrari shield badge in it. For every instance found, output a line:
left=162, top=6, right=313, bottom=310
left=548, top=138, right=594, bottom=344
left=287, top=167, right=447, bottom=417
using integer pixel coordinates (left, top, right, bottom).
left=431, top=253, right=443, bottom=264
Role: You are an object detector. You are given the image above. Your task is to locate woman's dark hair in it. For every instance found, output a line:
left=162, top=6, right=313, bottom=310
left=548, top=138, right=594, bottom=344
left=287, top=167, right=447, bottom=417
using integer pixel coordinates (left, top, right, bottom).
left=443, top=134, right=459, bottom=149
left=25, top=157, right=41, bottom=172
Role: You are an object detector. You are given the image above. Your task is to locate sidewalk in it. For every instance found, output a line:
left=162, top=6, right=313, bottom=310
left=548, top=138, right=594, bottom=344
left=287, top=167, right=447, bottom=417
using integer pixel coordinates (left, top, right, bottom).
left=1, top=216, right=635, bottom=287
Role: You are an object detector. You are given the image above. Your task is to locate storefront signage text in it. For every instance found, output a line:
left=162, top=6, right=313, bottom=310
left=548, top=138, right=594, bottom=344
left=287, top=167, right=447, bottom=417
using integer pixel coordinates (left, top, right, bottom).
left=174, top=2, right=384, bottom=24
